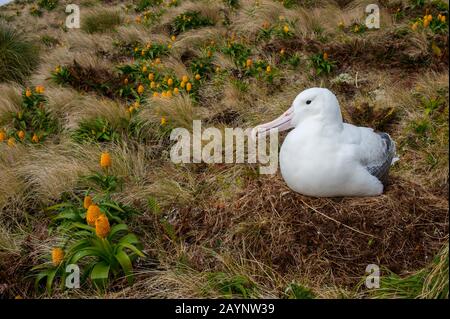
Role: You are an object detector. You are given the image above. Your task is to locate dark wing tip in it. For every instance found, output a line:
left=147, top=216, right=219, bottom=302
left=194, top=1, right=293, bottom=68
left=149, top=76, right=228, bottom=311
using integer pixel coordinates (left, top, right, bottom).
left=366, top=132, right=396, bottom=186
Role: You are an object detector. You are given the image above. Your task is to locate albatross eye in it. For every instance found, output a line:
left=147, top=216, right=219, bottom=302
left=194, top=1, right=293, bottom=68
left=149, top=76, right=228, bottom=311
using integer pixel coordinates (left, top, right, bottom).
left=306, top=100, right=312, bottom=105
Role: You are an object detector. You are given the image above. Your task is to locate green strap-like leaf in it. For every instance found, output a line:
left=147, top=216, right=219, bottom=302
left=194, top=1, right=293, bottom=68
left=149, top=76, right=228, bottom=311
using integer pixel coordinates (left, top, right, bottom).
left=70, top=222, right=95, bottom=232
left=69, top=247, right=102, bottom=264
left=46, top=268, right=58, bottom=294
left=109, top=224, right=128, bottom=240
left=90, top=261, right=110, bottom=282
left=118, top=233, right=140, bottom=246
left=34, top=270, right=50, bottom=290
left=102, top=202, right=126, bottom=213
left=53, top=209, right=79, bottom=221
left=118, top=242, right=145, bottom=257
left=115, top=249, right=133, bottom=284
left=45, top=202, right=73, bottom=212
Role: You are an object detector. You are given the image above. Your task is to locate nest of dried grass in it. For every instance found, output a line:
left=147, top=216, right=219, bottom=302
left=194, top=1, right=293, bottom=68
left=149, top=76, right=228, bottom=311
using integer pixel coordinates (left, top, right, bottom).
left=162, top=171, right=448, bottom=287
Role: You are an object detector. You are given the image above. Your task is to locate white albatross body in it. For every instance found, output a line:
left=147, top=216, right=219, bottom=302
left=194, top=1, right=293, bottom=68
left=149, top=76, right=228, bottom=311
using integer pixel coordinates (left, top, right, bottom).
left=253, top=88, right=398, bottom=197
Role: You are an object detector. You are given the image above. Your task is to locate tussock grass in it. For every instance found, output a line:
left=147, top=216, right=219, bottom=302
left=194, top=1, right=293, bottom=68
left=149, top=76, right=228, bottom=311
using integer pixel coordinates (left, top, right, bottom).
left=142, top=94, right=199, bottom=130
left=371, top=244, right=448, bottom=299
left=162, top=0, right=224, bottom=24
left=0, top=84, right=22, bottom=125
left=0, top=22, right=39, bottom=84
left=81, top=9, right=123, bottom=34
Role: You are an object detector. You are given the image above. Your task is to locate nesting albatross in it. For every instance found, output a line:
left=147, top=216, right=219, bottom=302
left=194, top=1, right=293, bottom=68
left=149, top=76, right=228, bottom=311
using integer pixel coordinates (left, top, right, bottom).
left=253, top=88, right=398, bottom=197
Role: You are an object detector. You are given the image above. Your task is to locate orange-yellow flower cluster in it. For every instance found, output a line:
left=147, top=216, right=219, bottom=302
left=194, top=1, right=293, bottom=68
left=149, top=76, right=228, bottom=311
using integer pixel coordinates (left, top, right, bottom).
left=86, top=204, right=101, bottom=226
left=423, top=14, right=433, bottom=28
left=51, top=247, right=64, bottom=266
left=35, top=85, right=45, bottom=94
left=100, top=152, right=112, bottom=168
left=95, top=214, right=111, bottom=238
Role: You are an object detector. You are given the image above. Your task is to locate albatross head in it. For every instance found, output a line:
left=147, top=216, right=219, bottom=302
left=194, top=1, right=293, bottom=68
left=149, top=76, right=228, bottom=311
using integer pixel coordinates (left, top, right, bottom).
left=253, top=88, right=343, bottom=137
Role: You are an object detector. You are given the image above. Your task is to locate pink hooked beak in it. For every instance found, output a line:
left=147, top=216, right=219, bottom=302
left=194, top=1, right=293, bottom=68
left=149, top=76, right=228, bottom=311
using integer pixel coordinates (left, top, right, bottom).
left=251, top=105, right=295, bottom=139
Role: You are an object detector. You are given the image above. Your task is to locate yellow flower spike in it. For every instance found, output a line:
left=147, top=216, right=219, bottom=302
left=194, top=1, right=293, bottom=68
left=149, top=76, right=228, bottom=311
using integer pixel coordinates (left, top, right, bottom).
left=207, top=50, right=212, bottom=57
left=182, top=75, right=189, bottom=82
left=35, top=85, right=45, bottom=94
left=167, top=78, right=173, bottom=86
left=134, top=101, right=140, bottom=108
left=141, top=50, right=146, bottom=56
left=195, top=74, right=201, bottom=80
left=150, top=81, right=156, bottom=89
left=7, top=137, right=15, bottom=147
left=186, top=82, right=192, bottom=92
left=155, top=58, right=161, bottom=64
left=134, top=47, right=139, bottom=52
left=411, top=22, right=418, bottom=31
left=266, top=65, right=271, bottom=73
left=153, top=92, right=160, bottom=97
left=100, top=152, right=111, bottom=169
left=51, top=248, right=64, bottom=266
left=161, top=91, right=167, bottom=98
left=323, top=52, right=328, bottom=60
left=137, top=84, right=145, bottom=95
left=215, top=66, right=221, bottom=73
left=142, top=66, right=148, bottom=73
left=441, top=15, right=446, bottom=23
left=166, top=90, right=172, bottom=98
left=95, top=214, right=111, bottom=238
left=55, top=66, right=61, bottom=73
left=86, top=204, right=101, bottom=226
left=128, top=106, right=134, bottom=114
left=338, top=21, right=345, bottom=28
left=180, top=81, right=186, bottom=88
left=25, top=88, right=32, bottom=97
left=168, top=44, right=172, bottom=49
left=283, top=25, right=289, bottom=33
left=124, top=78, right=129, bottom=85
left=171, top=35, right=176, bottom=41
left=246, top=59, right=253, bottom=68
left=423, top=18, right=430, bottom=27
left=148, top=73, right=154, bottom=81
left=173, top=87, right=179, bottom=95
left=31, top=133, right=39, bottom=143
left=280, top=48, right=285, bottom=55
left=83, top=195, right=93, bottom=209
left=0, top=131, right=6, bottom=142
left=18, top=130, right=25, bottom=140
left=160, top=117, right=167, bottom=125
left=427, top=14, right=433, bottom=21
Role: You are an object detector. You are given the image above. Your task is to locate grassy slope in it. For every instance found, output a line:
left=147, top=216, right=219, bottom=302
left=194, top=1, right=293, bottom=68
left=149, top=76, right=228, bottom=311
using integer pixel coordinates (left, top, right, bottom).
left=0, top=0, right=448, bottom=298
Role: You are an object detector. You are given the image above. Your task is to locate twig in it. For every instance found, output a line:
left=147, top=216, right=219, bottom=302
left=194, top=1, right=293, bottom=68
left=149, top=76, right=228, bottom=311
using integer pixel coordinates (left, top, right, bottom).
left=300, top=199, right=379, bottom=239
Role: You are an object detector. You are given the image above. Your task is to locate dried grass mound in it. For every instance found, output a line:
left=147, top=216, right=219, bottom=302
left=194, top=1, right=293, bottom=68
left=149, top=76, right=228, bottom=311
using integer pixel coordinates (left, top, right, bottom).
left=166, top=173, right=448, bottom=287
